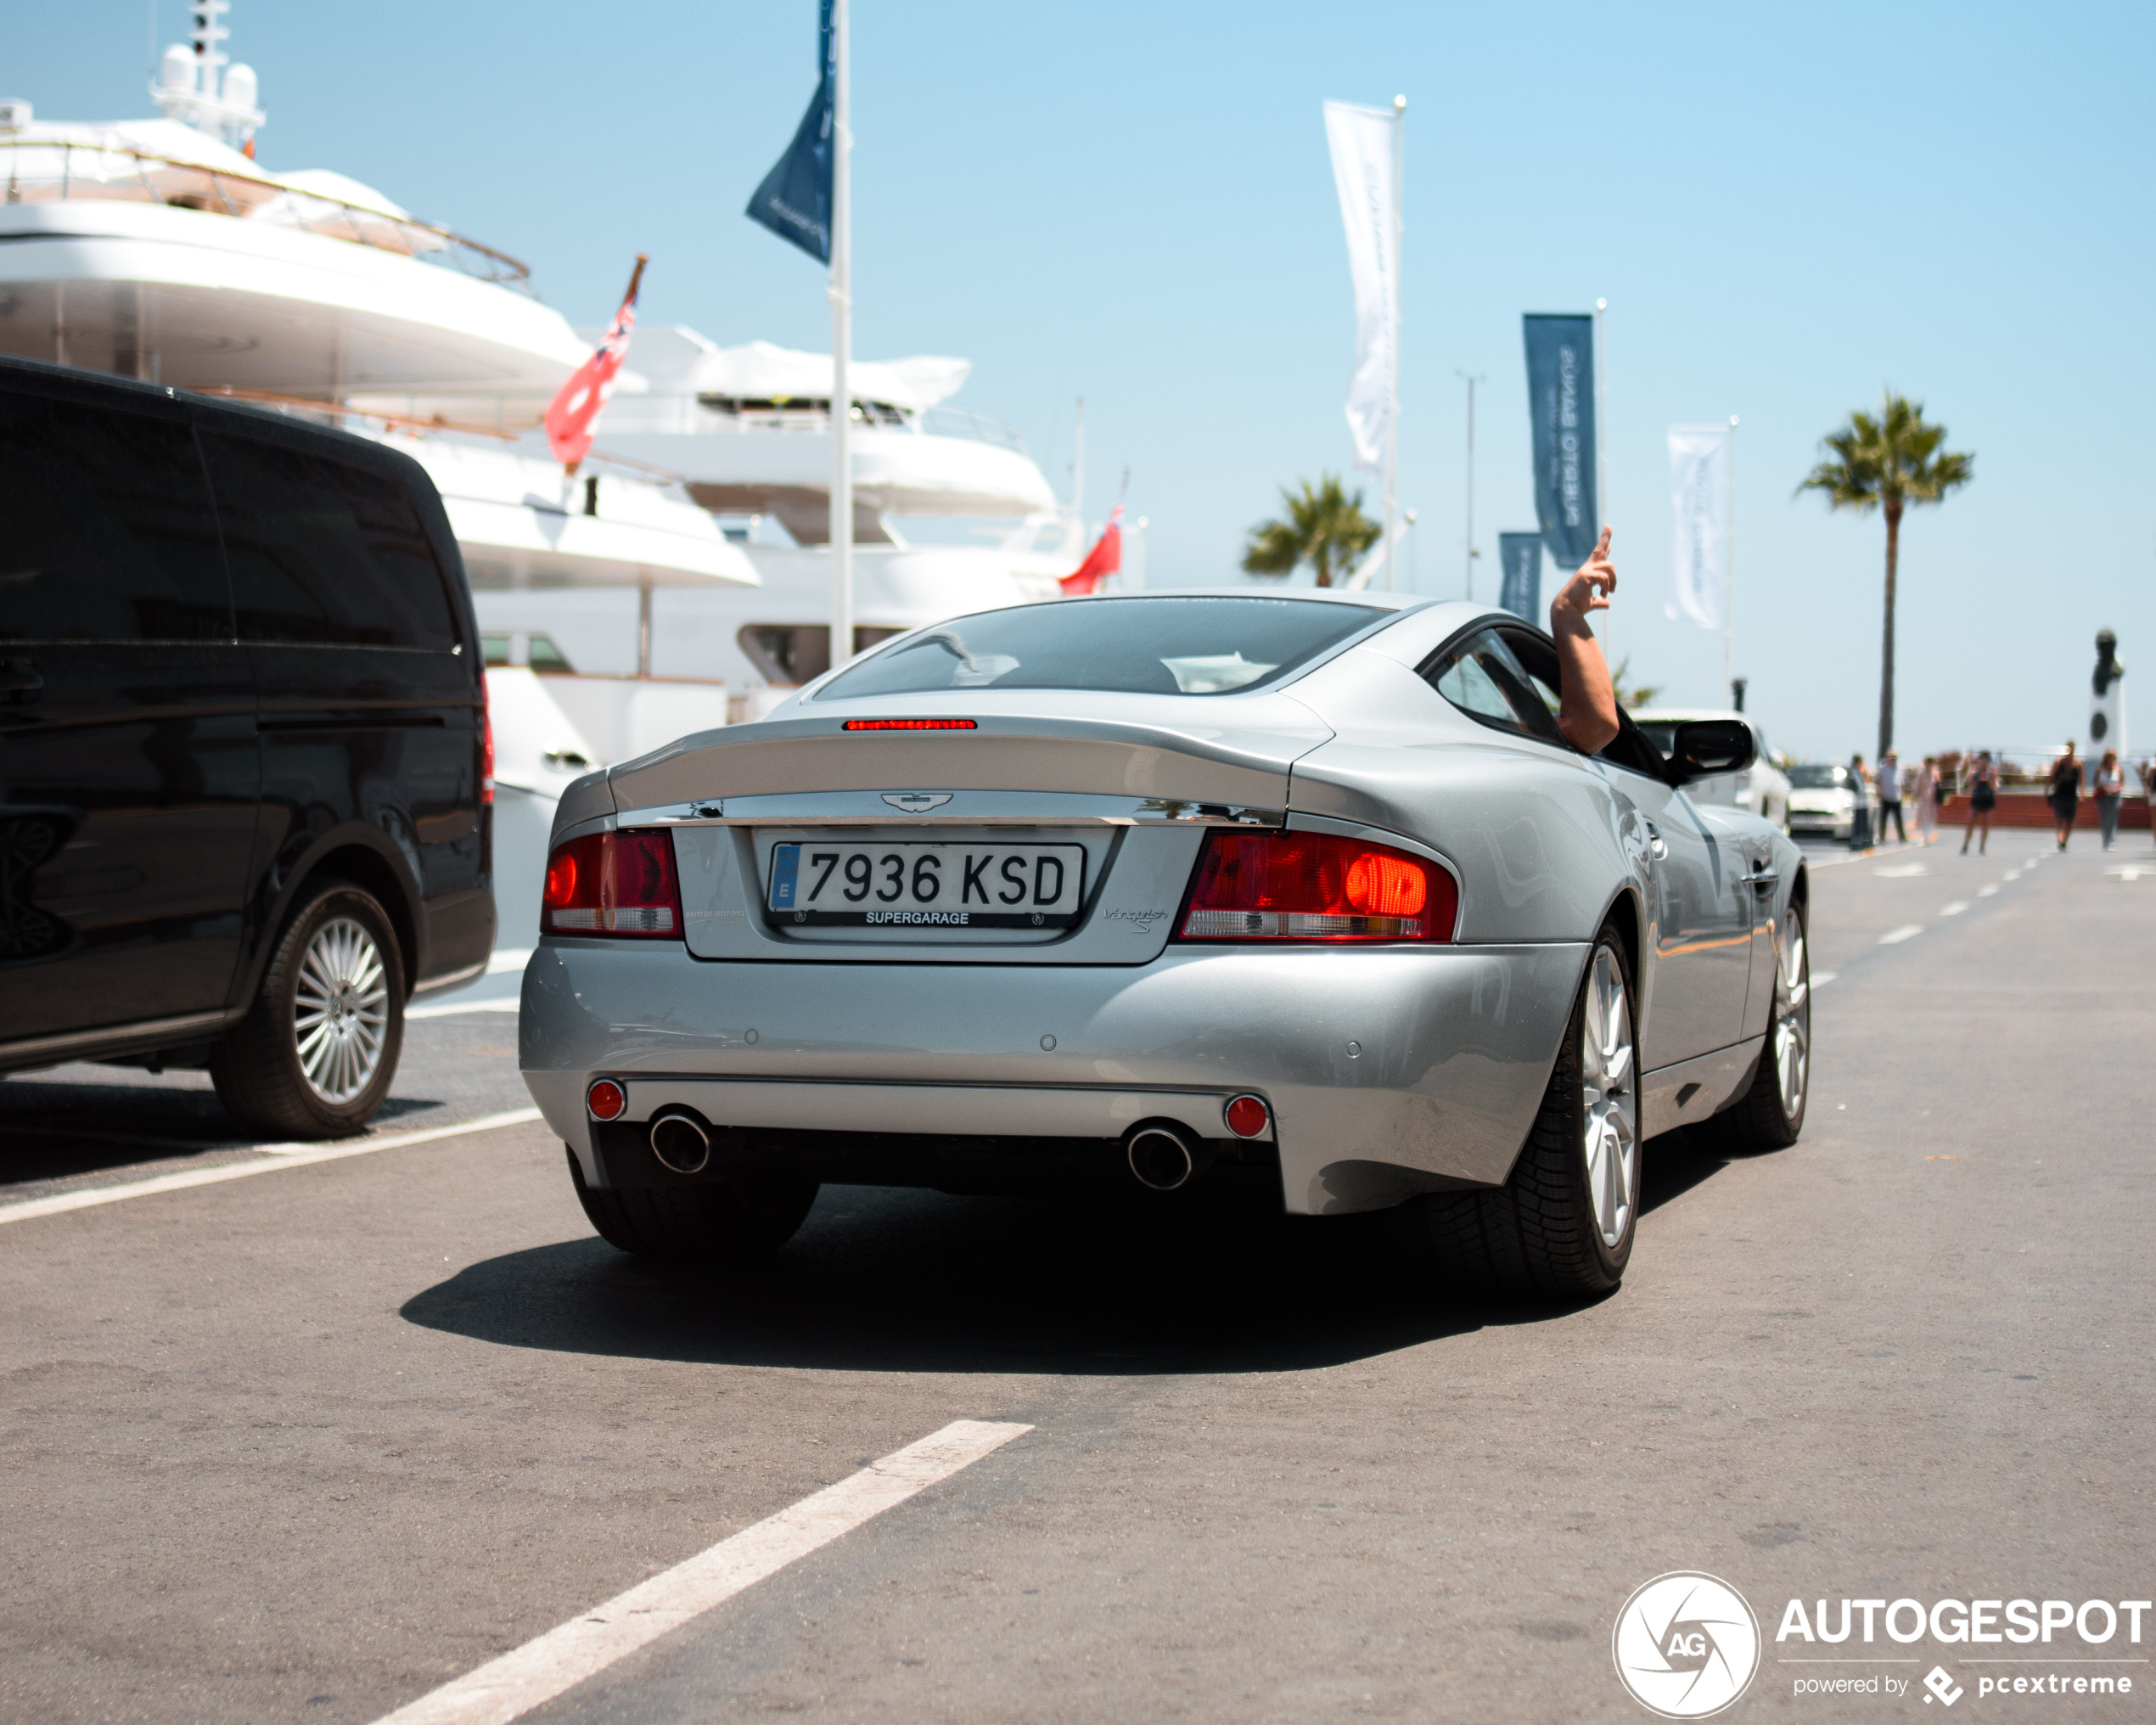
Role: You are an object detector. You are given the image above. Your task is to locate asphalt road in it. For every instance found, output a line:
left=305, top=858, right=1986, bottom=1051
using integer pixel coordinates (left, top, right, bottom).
left=4, top=830, right=2152, bottom=1723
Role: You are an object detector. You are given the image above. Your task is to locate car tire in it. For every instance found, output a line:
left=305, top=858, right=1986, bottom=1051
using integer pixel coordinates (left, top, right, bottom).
left=211, top=879, right=406, bottom=1139
left=568, top=1147, right=818, bottom=1264
left=1418, top=919, right=1640, bottom=1301
left=1711, top=898, right=1810, bottom=1150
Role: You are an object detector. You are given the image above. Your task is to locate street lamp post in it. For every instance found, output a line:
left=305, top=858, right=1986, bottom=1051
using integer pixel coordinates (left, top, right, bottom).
left=1456, top=369, right=1484, bottom=600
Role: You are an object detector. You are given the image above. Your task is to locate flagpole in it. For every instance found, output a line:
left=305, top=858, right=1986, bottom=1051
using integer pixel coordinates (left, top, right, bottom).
left=1724, top=414, right=1738, bottom=708
left=828, top=0, right=853, bottom=677
left=1382, top=93, right=1404, bottom=593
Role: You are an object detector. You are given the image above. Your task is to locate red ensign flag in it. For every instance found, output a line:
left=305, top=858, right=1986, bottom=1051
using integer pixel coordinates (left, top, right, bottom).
left=1060, top=503, right=1123, bottom=595
left=545, top=255, right=647, bottom=474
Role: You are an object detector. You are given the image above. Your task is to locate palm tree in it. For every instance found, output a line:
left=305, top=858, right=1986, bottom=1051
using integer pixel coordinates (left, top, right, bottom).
left=1799, top=392, right=1973, bottom=757
left=1241, top=474, right=1380, bottom=587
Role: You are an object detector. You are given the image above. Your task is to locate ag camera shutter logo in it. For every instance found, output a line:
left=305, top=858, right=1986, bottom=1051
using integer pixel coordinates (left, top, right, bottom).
left=1613, top=1572, right=1761, bottom=1718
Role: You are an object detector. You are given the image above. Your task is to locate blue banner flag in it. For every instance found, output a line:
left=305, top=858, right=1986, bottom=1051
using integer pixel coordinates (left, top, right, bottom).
left=1523, top=313, right=1597, bottom=567
left=1497, top=533, right=1545, bottom=621
left=745, top=0, right=835, bottom=263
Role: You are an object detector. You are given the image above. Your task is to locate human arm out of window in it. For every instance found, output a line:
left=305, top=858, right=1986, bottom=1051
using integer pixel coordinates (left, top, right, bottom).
left=1550, top=527, right=1620, bottom=754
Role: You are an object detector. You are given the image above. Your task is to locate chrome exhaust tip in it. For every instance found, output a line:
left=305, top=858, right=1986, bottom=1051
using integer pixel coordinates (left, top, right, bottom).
left=650, top=1110, right=712, bottom=1176
left=1126, top=1123, right=1198, bottom=1192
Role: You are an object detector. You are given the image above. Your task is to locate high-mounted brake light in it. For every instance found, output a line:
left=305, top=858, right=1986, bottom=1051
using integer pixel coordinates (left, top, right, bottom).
left=542, top=830, right=682, bottom=937
left=842, top=717, right=977, bottom=731
left=1176, top=830, right=1457, bottom=942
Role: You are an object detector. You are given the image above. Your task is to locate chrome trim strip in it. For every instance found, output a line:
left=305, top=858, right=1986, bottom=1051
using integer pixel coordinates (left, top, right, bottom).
left=613, top=791, right=1288, bottom=830
left=411, top=956, right=490, bottom=997
left=0, top=1009, right=238, bottom=1066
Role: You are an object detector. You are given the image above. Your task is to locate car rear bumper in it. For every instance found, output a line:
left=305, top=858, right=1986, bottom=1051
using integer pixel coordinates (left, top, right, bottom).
left=520, top=940, right=1586, bottom=1216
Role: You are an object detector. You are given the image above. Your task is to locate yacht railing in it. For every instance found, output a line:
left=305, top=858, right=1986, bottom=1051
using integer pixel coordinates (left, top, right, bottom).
left=0, top=140, right=534, bottom=293
left=686, top=397, right=1030, bottom=455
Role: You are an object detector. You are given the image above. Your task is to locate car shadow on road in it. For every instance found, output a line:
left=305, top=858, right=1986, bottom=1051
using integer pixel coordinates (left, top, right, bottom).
left=401, top=1182, right=1588, bottom=1376
left=0, top=1077, right=444, bottom=1189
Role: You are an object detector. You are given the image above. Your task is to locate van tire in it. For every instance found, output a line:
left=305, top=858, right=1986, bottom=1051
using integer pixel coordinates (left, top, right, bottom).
left=569, top=1149, right=818, bottom=1264
left=211, top=879, right=406, bottom=1139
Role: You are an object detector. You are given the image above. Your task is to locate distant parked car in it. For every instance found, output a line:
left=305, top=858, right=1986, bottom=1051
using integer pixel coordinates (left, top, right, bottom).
left=1783, top=762, right=1860, bottom=840
left=1631, top=709, right=1790, bottom=829
left=0, top=357, right=493, bottom=1136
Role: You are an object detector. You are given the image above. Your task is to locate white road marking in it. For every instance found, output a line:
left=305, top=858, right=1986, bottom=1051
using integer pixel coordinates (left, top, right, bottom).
left=1874, top=863, right=1928, bottom=877
left=2105, top=866, right=2146, bottom=881
left=408, top=998, right=521, bottom=1020
left=1878, top=924, right=1923, bottom=945
left=0, top=1109, right=544, bottom=1227
left=1978, top=885, right=2000, bottom=897
left=372, top=1419, right=1033, bottom=1725
left=1811, top=971, right=1838, bottom=988
left=1939, top=901, right=1970, bottom=916
left=486, top=948, right=534, bottom=974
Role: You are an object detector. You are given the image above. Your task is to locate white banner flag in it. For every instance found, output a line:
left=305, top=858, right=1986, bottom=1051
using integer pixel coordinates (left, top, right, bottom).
left=1323, top=100, right=1398, bottom=477
left=1666, top=424, right=1731, bottom=629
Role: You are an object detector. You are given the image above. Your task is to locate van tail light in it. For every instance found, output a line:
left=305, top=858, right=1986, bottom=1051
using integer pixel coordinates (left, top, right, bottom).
left=542, top=830, right=682, bottom=937
left=1176, top=830, right=1456, bottom=942
left=480, top=682, right=496, bottom=806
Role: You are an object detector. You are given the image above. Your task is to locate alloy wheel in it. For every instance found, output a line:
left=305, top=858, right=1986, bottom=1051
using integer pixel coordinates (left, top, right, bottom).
left=293, top=915, right=390, bottom=1104
left=1773, top=907, right=1810, bottom=1121
left=1580, top=945, right=1638, bottom=1249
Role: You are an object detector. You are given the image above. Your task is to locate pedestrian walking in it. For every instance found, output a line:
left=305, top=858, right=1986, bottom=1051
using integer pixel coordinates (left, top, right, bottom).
left=2048, top=740, right=2082, bottom=851
left=1961, top=751, right=1997, bottom=856
left=1848, top=753, right=1872, bottom=850
left=1877, top=750, right=1907, bottom=844
left=2094, top=749, right=2125, bottom=851
left=1914, top=755, right=1942, bottom=845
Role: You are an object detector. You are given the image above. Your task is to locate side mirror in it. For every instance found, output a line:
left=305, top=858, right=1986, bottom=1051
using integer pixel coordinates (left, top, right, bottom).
left=1670, top=718, right=1756, bottom=782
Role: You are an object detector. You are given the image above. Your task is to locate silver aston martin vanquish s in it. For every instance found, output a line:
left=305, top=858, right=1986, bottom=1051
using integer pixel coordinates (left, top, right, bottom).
left=519, top=592, right=1809, bottom=1299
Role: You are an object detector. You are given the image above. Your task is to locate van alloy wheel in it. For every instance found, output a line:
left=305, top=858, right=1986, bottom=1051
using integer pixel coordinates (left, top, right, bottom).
left=294, top=916, right=390, bottom=1104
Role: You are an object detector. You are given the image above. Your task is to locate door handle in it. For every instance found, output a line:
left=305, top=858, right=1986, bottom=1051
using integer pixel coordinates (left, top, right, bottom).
left=0, top=658, right=42, bottom=696
left=1642, top=819, right=1669, bottom=860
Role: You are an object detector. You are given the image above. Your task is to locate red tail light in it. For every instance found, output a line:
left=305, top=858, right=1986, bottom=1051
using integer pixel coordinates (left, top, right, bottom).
left=842, top=717, right=977, bottom=731
left=480, top=683, right=496, bottom=806
left=542, top=830, right=682, bottom=937
left=1177, top=830, right=1456, bottom=942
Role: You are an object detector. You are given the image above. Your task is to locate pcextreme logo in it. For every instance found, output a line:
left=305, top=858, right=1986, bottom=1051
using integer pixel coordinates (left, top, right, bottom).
left=1613, top=1572, right=1762, bottom=1719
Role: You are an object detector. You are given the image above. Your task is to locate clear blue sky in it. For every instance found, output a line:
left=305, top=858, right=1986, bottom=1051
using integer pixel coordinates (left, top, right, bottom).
left=20, top=1, right=2154, bottom=760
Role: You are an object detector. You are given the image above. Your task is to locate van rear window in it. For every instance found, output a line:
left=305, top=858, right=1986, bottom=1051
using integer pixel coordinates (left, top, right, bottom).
left=203, top=433, right=458, bottom=650
left=0, top=391, right=232, bottom=643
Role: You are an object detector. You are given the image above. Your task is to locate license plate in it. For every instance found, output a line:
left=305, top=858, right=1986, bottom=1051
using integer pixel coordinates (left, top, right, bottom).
left=765, top=841, right=1086, bottom=929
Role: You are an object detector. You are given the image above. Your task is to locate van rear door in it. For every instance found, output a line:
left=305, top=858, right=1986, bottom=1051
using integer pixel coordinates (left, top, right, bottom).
left=0, top=383, right=259, bottom=1047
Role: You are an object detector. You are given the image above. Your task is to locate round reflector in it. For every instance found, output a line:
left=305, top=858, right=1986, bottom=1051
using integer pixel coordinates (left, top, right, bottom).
left=1223, top=1094, right=1271, bottom=1139
left=587, top=1079, right=626, bottom=1121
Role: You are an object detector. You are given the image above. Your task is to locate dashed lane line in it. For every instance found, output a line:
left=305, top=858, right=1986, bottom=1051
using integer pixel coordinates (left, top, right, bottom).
left=408, top=997, right=522, bottom=1020
left=1878, top=924, right=1925, bottom=945
left=0, top=1108, right=544, bottom=1227
left=371, top=1419, right=1033, bottom=1725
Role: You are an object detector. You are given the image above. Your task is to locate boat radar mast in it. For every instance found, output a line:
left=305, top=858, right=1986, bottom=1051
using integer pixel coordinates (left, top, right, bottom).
left=151, top=1, right=265, bottom=152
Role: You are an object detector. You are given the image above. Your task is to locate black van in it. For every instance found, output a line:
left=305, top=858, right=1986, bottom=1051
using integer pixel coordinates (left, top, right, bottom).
left=0, top=357, right=491, bottom=1137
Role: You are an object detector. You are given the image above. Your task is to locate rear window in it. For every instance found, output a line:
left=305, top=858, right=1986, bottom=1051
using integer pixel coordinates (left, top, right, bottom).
left=816, top=596, right=1383, bottom=701
left=202, top=432, right=458, bottom=649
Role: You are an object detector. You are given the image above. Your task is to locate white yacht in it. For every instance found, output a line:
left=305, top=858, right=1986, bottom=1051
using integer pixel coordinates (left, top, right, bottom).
left=0, top=3, right=760, bottom=934
left=411, top=327, right=1101, bottom=718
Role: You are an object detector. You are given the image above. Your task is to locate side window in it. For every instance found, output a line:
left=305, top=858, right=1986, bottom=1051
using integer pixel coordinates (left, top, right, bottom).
left=0, top=390, right=232, bottom=643
left=202, top=433, right=457, bottom=649
left=1423, top=628, right=1568, bottom=746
